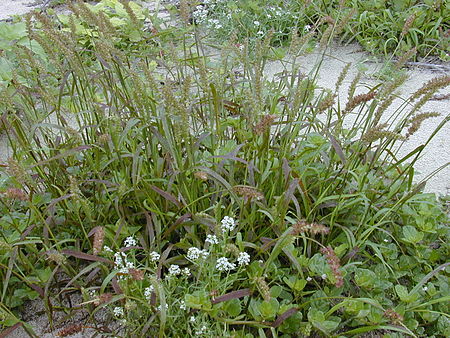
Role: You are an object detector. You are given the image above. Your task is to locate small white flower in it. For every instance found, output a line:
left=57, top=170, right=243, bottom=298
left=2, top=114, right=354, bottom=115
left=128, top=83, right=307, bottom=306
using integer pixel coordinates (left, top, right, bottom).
left=195, top=325, right=208, bottom=335
left=200, top=249, right=209, bottom=259
left=113, top=307, right=124, bottom=317
left=103, top=245, right=113, bottom=253
left=144, top=286, right=154, bottom=300
left=383, top=239, right=389, bottom=242
left=157, top=303, right=168, bottom=311
left=124, top=236, right=137, bottom=248
left=187, top=247, right=202, bottom=260
left=237, top=252, right=250, bottom=266
left=190, top=316, right=196, bottom=322
left=187, top=247, right=209, bottom=260
left=257, top=31, right=264, bottom=36
left=216, top=257, right=236, bottom=272
left=205, top=234, right=219, bottom=245
left=149, top=251, right=160, bottom=262
left=306, top=276, right=312, bottom=282
left=182, top=267, right=191, bottom=276
left=180, top=300, right=187, bottom=310
left=254, top=20, right=260, bottom=26
left=304, top=24, right=311, bottom=32
left=221, top=216, right=236, bottom=233
left=422, top=286, right=428, bottom=291
left=168, top=264, right=181, bottom=276
left=321, top=273, right=327, bottom=280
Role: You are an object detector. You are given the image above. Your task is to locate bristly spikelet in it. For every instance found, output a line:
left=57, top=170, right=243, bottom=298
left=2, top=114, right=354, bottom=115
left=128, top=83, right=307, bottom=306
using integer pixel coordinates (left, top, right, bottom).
left=194, top=171, right=208, bottom=181
left=47, top=250, right=67, bottom=265
left=410, top=75, right=450, bottom=102
left=254, top=114, right=276, bottom=134
left=92, top=226, right=105, bottom=255
left=343, top=91, right=377, bottom=114
left=335, top=8, right=356, bottom=36
left=401, top=13, right=416, bottom=37
left=320, top=246, right=344, bottom=288
left=7, top=158, right=32, bottom=187
left=361, top=123, right=405, bottom=143
left=291, top=220, right=330, bottom=236
left=233, top=186, right=264, bottom=201
left=406, top=112, right=440, bottom=138
left=4, top=188, right=28, bottom=201
left=319, top=25, right=334, bottom=49
left=384, top=309, right=404, bottom=324
left=347, top=72, right=362, bottom=102
left=395, top=47, right=417, bottom=70
left=118, top=0, right=139, bottom=27
left=93, top=293, right=113, bottom=306
left=254, top=277, right=271, bottom=301
left=179, top=0, right=191, bottom=25
left=316, top=91, right=336, bottom=113
left=225, top=244, right=240, bottom=257
left=129, top=268, right=145, bottom=281
left=335, top=63, right=351, bottom=92
left=289, top=27, right=300, bottom=55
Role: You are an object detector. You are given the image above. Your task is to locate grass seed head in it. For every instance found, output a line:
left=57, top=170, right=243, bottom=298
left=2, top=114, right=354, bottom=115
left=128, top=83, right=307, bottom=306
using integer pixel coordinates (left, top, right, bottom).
left=291, top=220, right=330, bottom=236
left=320, top=246, right=344, bottom=288
left=254, top=276, right=271, bottom=301
left=254, top=114, right=276, bottom=134
left=92, top=227, right=105, bottom=255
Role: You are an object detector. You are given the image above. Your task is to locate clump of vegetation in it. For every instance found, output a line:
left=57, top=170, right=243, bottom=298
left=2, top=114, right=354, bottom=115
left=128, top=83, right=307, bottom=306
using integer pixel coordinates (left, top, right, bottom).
left=0, top=0, right=449, bottom=337
left=193, top=0, right=449, bottom=61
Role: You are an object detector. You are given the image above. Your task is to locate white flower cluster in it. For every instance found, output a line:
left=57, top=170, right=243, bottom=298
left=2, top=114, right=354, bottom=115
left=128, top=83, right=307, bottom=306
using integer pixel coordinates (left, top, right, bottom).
left=180, top=300, right=187, bottom=310
left=149, top=251, right=160, bottom=262
left=114, top=251, right=135, bottom=279
left=207, top=18, right=222, bottom=29
left=216, top=257, right=236, bottom=272
left=124, top=236, right=137, bottom=248
left=144, top=285, right=154, bottom=300
left=221, top=216, right=236, bottom=233
left=237, top=252, right=250, bottom=266
left=113, top=306, right=124, bottom=317
left=195, top=325, right=208, bottom=335
left=205, top=234, right=219, bottom=245
left=168, top=264, right=181, bottom=277
left=182, top=267, right=191, bottom=276
left=187, top=247, right=209, bottom=261
left=193, top=5, right=208, bottom=23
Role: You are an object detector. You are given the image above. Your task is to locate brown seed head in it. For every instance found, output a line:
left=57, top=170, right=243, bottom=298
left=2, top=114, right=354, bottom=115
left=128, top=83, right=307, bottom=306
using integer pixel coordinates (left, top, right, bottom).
left=291, top=220, right=330, bottom=236
left=344, top=91, right=377, bottom=114
left=233, top=186, right=264, bottom=201
left=4, top=188, right=28, bottom=201
left=320, top=246, right=344, bottom=288
left=384, top=309, right=404, bottom=324
left=254, top=114, right=277, bottom=134
left=129, top=268, right=145, bottom=281
left=194, top=171, right=208, bottom=181
left=92, top=226, right=105, bottom=255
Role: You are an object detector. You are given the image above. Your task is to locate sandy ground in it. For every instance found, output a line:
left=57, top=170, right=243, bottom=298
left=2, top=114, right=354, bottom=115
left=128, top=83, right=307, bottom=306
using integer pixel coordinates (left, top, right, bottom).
left=0, top=0, right=40, bottom=20
left=0, top=1, right=449, bottom=338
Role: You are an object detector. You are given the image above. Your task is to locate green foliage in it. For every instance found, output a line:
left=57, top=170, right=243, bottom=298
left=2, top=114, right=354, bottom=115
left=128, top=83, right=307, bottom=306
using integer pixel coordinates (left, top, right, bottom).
left=198, top=0, right=449, bottom=60
left=0, top=0, right=449, bottom=337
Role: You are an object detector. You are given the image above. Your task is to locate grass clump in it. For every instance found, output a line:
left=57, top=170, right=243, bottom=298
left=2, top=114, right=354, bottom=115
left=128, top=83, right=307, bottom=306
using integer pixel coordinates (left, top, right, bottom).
left=0, top=1, right=449, bottom=337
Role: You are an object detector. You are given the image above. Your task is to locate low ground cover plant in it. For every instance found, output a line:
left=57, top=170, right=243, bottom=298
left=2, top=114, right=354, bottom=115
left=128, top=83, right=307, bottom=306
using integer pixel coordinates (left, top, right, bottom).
left=193, top=0, right=449, bottom=61
left=0, top=1, right=449, bottom=337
